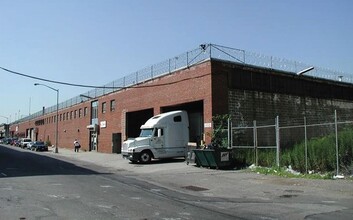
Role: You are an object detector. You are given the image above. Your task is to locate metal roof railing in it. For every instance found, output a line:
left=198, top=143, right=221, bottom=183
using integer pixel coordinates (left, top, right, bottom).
left=15, top=44, right=352, bottom=124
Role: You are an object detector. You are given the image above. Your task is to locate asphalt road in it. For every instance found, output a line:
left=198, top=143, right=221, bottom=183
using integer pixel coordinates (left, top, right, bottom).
left=0, top=145, right=241, bottom=219
left=1, top=144, right=353, bottom=220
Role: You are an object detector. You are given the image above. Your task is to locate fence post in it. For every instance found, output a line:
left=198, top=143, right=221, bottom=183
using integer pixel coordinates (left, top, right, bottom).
left=209, top=44, right=212, bottom=58
left=228, top=117, right=231, bottom=149
left=253, top=120, right=258, bottom=166
left=304, top=116, right=308, bottom=174
left=151, top=65, right=154, bottom=79
left=335, top=110, right=339, bottom=176
left=230, top=120, right=233, bottom=149
left=243, top=50, right=246, bottom=63
left=276, top=116, right=280, bottom=167
left=270, top=56, right=273, bottom=69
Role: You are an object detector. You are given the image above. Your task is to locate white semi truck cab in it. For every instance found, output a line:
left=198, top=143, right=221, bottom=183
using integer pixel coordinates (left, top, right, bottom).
left=122, top=110, right=189, bottom=163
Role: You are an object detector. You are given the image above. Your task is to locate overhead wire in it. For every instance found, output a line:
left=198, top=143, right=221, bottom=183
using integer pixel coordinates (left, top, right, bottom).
left=0, top=65, right=210, bottom=89
left=0, top=66, right=119, bottom=89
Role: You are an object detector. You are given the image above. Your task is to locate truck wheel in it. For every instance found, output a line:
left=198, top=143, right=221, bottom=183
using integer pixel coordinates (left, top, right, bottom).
left=139, top=151, right=152, bottom=164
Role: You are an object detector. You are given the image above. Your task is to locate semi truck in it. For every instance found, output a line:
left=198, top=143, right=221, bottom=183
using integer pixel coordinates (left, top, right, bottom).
left=122, top=110, right=189, bottom=163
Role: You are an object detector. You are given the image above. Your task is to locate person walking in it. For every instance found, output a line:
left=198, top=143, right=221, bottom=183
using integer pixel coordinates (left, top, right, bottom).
left=74, top=139, right=81, bottom=152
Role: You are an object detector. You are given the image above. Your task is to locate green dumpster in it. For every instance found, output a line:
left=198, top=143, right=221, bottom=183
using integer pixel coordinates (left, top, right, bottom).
left=193, top=148, right=234, bottom=169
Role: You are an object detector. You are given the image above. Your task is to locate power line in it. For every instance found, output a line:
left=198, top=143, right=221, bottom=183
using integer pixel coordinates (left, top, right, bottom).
left=0, top=66, right=210, bottom=89
left=0, top=66, right=117, bottom=89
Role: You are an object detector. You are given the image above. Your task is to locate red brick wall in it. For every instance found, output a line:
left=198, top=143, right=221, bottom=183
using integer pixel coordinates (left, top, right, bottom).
left=12, top=59, right=353, bottom=154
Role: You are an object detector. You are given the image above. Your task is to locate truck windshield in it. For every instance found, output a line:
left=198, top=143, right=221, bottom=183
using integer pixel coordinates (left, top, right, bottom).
left=139, top=129, right=153, bottom=137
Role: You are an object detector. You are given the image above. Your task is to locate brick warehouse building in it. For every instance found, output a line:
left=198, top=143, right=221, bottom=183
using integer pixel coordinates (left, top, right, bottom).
left=9, top=44, right=353, bottom=153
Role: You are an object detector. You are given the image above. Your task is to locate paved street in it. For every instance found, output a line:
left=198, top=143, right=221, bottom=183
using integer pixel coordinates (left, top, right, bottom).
left=0, top=145, right=235, bottom=219
left=1, top=144, right=353, bottom=219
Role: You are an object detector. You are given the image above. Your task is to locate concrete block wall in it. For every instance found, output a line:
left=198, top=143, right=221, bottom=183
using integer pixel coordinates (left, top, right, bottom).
left=229, top=89, right=353, bottom=147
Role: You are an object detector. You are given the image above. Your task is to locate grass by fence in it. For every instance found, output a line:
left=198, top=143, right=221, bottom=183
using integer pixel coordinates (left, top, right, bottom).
left=229, top=111, right=353, bottom=175
left=281, top=127, right=353, bottom=174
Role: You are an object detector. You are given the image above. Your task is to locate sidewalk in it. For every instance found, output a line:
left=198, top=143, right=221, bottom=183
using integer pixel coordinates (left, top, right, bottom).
left=47, top=147, right=353, bottom=201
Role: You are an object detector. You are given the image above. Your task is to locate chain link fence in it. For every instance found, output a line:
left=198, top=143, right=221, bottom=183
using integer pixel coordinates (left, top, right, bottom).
left=230, top=110, right=353, bottom=175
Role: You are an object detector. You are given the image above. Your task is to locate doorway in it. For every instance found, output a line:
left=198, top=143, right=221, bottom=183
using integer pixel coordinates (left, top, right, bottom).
left=161, top=100, right=204, bottom=143
left=126, top=108, right=154, bottom=138
left=89, top=131, right=98, bottom=151
left=112, top=133, right=122, bottom=154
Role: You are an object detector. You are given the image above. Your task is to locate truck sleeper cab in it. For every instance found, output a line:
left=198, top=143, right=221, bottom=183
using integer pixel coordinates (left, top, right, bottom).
left=122, top=110, right=189, bottom=163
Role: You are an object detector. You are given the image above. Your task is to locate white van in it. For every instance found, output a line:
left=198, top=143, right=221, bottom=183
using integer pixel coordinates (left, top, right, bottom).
left=20, top=138, right=32, bottom=149
left=122, top=110, right=189, bottom=163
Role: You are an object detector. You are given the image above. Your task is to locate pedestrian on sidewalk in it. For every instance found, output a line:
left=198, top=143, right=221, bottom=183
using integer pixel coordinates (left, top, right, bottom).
left=74, top=139, right=81, bottom=152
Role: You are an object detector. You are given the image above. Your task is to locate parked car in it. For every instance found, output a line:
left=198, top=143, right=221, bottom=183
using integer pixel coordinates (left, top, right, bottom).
left=13, top=139, right=21, bottom=147
left=30, top=141, right=48, bottom=151
left=20, top=138, right=32, bottom=149
left=10, top=138, right=18, bottom=146
left=26, top=141, right=34, bottom=150
left=5, top=138, right=13, bottom=145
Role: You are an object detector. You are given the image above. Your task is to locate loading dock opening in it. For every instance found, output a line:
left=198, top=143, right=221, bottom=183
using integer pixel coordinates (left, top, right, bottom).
left=126, top=108, right=154, bottom=139
left=161, top=100, right=204, bottom=143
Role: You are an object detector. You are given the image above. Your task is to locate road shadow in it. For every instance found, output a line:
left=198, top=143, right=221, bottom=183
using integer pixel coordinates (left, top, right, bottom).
left=129, top=157, right=242, bottom=171
left=128, top=157, right=186, bottom=165
left=0, top=145, right=109, bottom=178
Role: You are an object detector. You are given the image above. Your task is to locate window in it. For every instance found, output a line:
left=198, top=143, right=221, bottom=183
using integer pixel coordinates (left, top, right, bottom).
left=74, top=110, right=77, bottom=119
left=154, top=128, right=164, bottom=137
left=174, top=115, right=182, bottom=122
left=66, top=112, right=69, bottom=120
left=84, top=107, right=88, bottom=117
left=79, top=108, right=82, bottom=118
left=110, top=99, right=116, bottom=112
left=91, top=101, right=98, bottom=125
left=140, top=129, right=153, bottom=137
left=102, top=102, right=106, bottom=114
left=70, top=111, right=73, bottom=120
left=35, top=119, right=44, bottom=126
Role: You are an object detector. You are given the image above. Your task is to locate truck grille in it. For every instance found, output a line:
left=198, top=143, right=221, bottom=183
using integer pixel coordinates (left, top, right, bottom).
left=122, top=142, right=128, bottom=152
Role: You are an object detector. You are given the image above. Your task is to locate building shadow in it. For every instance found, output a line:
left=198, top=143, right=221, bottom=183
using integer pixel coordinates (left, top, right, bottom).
left=0, top=145, right=109, bottom=178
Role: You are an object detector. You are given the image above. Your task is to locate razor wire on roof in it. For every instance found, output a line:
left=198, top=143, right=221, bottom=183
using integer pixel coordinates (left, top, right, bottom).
left=14, top=44, right=353, bottom=124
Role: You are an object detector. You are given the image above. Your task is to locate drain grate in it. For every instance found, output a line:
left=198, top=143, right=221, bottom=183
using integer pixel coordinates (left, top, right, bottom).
left=182, top=185, right=209, bottom=191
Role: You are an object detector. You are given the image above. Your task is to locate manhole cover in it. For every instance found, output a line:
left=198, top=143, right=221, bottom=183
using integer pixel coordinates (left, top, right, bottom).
left=182, top=185, right=209, bottom=191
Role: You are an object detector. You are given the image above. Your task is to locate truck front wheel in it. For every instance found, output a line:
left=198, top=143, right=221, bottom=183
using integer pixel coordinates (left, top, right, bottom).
left=139, top=151, right=152, bottom=164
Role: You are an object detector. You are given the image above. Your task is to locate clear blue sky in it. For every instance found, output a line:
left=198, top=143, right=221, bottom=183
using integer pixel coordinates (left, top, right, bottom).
left=1, top=0, right=353, bottom=124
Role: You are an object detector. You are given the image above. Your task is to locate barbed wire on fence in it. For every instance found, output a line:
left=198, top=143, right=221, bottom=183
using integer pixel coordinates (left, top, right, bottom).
left=15, top=44, right=353, bottom=124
